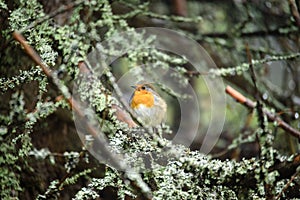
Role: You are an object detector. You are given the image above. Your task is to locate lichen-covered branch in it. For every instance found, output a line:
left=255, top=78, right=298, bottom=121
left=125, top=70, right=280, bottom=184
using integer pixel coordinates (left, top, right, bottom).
left=13, top=31, right=152, bottom=199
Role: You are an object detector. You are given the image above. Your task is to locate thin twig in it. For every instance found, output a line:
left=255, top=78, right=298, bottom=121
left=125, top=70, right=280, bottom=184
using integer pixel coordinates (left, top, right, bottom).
left=116, top=0, right=201, bottom=23
left=245, top=43, right=265, bottom=138
left=196, top=26, right=298, bottom=40
left=246, top=43, right=274, bottom=199
left=19, top=0, right=85, bottom=33
left=225, top=85, right=300, bottom=139
left=275, top=169, right=300, bottom=200
left=184, top=52, right=300, bottom=77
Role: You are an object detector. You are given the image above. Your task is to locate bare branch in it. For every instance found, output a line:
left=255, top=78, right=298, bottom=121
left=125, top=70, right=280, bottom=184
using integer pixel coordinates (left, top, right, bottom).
left=226, top=85, right=300, bottom=139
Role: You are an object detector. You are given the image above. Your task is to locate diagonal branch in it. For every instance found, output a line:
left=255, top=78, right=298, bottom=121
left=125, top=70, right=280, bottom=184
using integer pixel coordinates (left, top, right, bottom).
left=226, top=85, right=300, bottom=139
left=77, top=61, right=137, bottom=128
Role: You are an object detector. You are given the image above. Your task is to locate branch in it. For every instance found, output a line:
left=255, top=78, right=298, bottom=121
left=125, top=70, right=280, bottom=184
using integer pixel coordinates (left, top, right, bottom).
left=173, top=0, right=187, bottom=17
left=196, top=26, right=299, bottom=40
left=12, top=31, right=152, bottom=199
left=78, top=61, right=137, bottom=128
left=19, top=0, right=85, bottom=33
left=115, top=0, right=201, bottom=23
left=288, top=0, right=300, bottom=28
left=225, top=85, right=300, bottom=139
left=275, top=169, right=299, bottom=200
left=184, top=52, right=300, bottom=77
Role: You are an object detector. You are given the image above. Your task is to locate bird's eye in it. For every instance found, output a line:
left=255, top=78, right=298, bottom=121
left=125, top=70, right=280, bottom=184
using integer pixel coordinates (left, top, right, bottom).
left=141, top=86, right=146, bottom=90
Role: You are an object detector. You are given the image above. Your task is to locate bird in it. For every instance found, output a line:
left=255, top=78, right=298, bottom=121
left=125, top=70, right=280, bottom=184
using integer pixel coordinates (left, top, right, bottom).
left=129, top=83, right=167, bottom=127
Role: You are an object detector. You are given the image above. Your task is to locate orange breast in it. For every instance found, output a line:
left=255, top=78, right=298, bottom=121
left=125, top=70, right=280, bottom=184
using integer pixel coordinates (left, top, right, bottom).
left=131, top=90, right=155, bottom=108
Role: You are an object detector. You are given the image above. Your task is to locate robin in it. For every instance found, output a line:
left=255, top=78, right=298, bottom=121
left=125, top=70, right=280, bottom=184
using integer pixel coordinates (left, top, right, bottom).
left=129, top=83, right=167, bottom=127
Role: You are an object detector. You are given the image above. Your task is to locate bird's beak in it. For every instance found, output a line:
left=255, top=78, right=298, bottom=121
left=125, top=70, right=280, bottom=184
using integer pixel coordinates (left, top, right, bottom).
left=131, top=85, right=136, bottom=89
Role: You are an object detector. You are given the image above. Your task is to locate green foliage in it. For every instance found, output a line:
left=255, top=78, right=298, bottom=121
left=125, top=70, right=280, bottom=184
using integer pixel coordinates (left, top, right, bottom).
left=0, top=92, right=26, bottom=198
left=0, top=144, right=22, bottom=198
